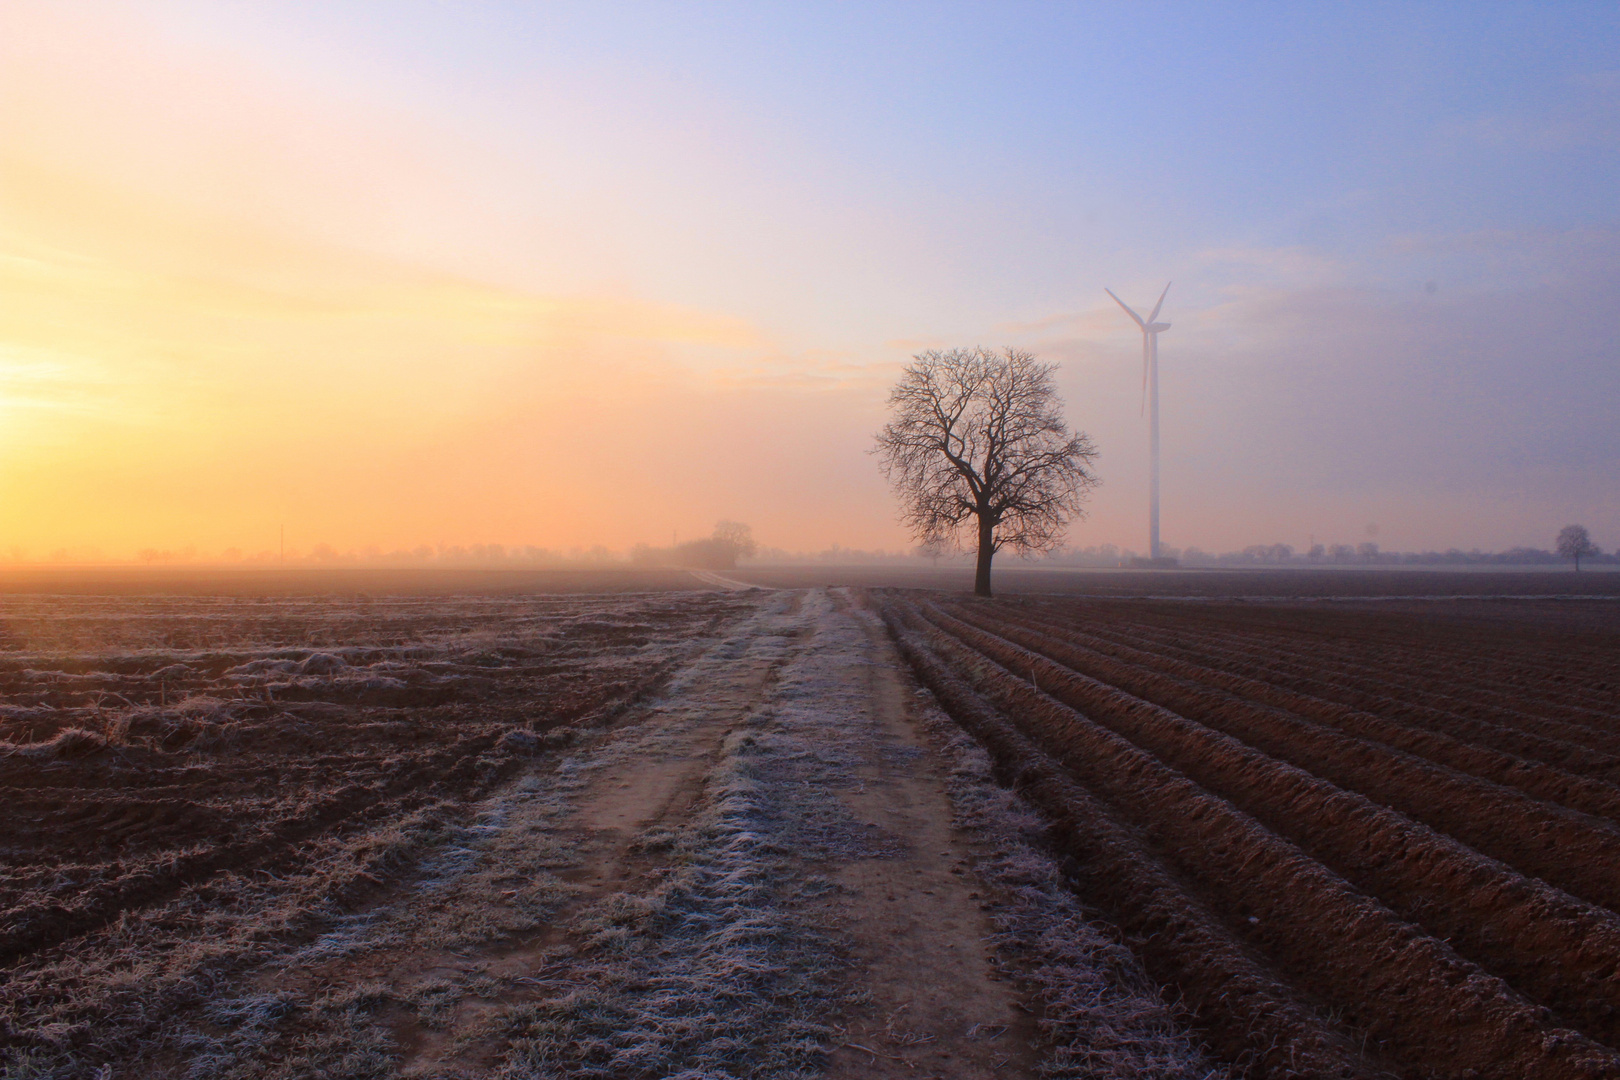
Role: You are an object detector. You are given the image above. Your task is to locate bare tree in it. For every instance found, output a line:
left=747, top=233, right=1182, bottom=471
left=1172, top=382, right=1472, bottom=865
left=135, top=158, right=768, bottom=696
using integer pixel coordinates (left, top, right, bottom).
left=1556, top=524, right=1599, bottom=571
left=712, top=520, right=758, bottom=564
left=874, top=347, right=1099, bottom=597
left=915, top=536, right=950, bottom=568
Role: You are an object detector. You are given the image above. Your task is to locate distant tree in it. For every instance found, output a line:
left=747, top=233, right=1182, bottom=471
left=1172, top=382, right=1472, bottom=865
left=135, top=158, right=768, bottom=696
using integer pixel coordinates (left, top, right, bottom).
left=667, top=521, right=757, bottom=570
left=712, top=520, right=758, bottom=564
left=874, top=347, right=1098, bottom=597
left=915, top=536, right=950, bottom=567
left=1357, top=541, right=1380, bottom=562
left=1241, top=543, right=1294, bottom=564
left=1556, top=524, right=1599, bottom=571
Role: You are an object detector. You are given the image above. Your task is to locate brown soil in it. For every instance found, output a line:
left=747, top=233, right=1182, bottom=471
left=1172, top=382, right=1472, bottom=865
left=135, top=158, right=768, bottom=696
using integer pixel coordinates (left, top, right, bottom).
left=0, top=590, right=756, bottom=1072
left=820, top=594, right=1042, bottom=1079
left=14, top=580, right=1612, bottom=1079
left=880, top=590, right=1620, bottom=1080
left=4, top=586, right=1199, bottom=1078
left=725, top=564, right=1620, bottom=599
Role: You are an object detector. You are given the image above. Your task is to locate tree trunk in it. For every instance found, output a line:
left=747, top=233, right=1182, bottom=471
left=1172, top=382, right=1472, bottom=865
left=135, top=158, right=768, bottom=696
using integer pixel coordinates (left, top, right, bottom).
left=974, top=513, right=995, bottom=597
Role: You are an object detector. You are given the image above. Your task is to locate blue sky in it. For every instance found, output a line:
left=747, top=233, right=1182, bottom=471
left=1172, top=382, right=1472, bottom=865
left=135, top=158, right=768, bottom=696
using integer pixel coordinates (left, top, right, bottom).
left=2, top=1, right=1617, bottom=556
left=160, top=2, right=1620, bottom=307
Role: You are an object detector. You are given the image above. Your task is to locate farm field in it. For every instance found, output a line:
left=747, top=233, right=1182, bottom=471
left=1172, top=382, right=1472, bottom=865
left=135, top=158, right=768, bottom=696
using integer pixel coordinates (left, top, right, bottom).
left=731, top=564, right=1620, bottom=598
left=879, top=589, right=1620, bottom=1078
left=0, top=589, right=757, bottom=1074
left=4, top=574, right=1618, bottom=1079
left=5, top=582, right=1207, bottom=1080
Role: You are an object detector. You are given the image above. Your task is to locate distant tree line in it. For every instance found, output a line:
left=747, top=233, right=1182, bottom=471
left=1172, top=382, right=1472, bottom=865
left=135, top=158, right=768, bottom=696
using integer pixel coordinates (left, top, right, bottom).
left=21, top=525, right=1611, bottom=571
left=1184, top=545, right=1615, bottom=568
left=1041, top=534, right=1614, bottom=569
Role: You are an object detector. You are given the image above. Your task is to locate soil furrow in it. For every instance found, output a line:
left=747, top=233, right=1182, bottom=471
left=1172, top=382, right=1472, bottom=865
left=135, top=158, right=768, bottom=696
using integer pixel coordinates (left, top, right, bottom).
left=1065, top=614, right=1620, bottom=772
left=931, top=603, right=1620, bottom=916
left=1082, top=613, right=1620, bottom=735
left=975, top=602, right=1620, bottom=822
left=942, top=601, right=1620, bottom=1046
left=895, top=598, right=1620, bottom=1080
left=880, top=601, right=1378, bottom=1079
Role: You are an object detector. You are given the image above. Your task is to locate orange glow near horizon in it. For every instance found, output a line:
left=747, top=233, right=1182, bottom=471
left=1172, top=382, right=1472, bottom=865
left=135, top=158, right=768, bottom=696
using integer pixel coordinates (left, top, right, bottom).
left=0, top=4, right=928, bottom=564
left=1, top=5, right=813, bottom=563
left=4, top=3, right=1614, bottom=563
left=0, top=147, right=885, bottom=562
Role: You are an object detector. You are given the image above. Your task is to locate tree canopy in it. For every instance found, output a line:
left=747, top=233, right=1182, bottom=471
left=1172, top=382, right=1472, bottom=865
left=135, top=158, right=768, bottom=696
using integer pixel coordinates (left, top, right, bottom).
left=874, top=347, right=1098, bottom=596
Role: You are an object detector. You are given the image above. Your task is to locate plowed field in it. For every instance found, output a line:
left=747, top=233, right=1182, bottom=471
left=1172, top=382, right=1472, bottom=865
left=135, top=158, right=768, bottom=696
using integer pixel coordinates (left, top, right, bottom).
left=9, top=580, right=1619, bottom=1079
left=878, top=590, right=1620, bottom=1080
left=0, top=590, right=753, bottom=1067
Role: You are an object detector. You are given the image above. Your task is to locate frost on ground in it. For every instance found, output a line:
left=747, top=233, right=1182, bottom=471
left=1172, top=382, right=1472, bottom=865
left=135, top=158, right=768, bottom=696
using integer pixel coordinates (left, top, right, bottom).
left=492, top=592, right=868, bottom=1079
left=880, top=611, right=1223, bottom=1078
left=0, top=591, right=751, bottom=1080
left=1, top=588, right=1217, bottom=1079
left=491, top=728, right=846, bottom=1079
left=488, top=588, right=1214, bottom=1079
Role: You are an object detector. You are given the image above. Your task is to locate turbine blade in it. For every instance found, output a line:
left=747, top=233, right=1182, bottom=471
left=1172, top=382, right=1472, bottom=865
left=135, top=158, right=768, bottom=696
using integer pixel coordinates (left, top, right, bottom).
left=1147, top=281, right=1172, bottom=324
left=1105, top=288, right=1146, bottom=329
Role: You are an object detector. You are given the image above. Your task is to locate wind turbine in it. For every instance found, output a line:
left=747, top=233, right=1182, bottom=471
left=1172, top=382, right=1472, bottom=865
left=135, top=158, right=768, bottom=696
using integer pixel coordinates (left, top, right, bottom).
left=1105, top=282, right=1171, bottom=562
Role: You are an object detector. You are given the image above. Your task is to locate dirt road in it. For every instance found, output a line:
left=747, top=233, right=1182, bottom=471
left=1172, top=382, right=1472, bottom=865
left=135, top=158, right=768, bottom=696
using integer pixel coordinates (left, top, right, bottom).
left=165, top=587, right=1205, bottom=1078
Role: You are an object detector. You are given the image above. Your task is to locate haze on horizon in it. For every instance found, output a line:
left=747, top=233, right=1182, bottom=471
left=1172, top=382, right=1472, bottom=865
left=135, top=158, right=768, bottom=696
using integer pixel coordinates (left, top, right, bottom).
left=2, top=1, right=1616, bottom=564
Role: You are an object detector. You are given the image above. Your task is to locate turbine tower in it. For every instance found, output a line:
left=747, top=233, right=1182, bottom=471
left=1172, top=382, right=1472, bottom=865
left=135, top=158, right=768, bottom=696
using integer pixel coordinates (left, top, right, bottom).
left=1105, top=282, right=1171, bottom=562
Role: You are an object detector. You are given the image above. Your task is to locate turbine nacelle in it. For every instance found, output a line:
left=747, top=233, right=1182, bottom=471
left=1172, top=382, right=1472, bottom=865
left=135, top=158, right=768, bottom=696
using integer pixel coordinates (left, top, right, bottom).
left=1105, top=283, right=1173, bottom=415
left=1104, top=284, right=1173, bottom=335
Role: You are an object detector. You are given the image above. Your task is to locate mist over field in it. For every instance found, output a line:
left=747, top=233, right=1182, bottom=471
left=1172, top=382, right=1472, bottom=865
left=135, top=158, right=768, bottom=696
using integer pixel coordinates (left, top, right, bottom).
left=2, top=2, right=1616, bottom=561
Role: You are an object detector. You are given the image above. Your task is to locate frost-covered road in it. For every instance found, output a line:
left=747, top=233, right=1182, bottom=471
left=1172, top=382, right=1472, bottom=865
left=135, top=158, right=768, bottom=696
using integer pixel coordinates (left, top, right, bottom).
left=189, top=588, right=1207, bottom=1079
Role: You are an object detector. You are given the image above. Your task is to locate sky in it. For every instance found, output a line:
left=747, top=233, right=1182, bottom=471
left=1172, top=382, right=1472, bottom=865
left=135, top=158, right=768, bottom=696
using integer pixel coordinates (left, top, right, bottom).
left=2, top=1, right=1617, bottom=561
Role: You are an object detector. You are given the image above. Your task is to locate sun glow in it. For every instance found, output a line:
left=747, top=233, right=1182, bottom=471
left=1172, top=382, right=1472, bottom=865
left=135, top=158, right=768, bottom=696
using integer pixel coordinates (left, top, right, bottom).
left=1, top=144, right=813, bottom=555
left=2, top=1, right=1614, bottom=561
